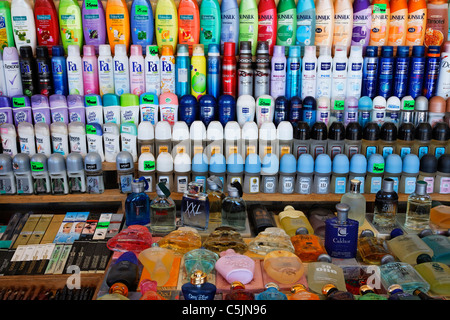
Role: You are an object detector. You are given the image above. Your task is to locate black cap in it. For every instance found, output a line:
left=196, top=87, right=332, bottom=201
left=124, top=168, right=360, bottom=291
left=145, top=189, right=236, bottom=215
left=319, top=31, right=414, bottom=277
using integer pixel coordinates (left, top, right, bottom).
left=275, top=96, right=289, bottom=108
left=437, top=154, right=450, bottom=173
left=345, top=122, right=363, bottom=140
left=432, top=122, right=450, bottom=141
left=415, top=122, right=432, bottom=141
left=310, top=121, right=327, bottom=140
left=380, top=122, right=398, bottom=141
left=363, top=122, right=380, bottom=141
left=398, top=123, right=415, bottom=141
left=416, top=253, right=433, bottom=264
left=328, top=121, right=345, bottom=141
left=420, top=154, right=438, bottom=173
left=290, top=96, right=302, bottom=107
left=293, top=121, right=310, bottom=140
left=36, top=46, right=49, bottom=58
left=19, top=46, right=33, bottom=58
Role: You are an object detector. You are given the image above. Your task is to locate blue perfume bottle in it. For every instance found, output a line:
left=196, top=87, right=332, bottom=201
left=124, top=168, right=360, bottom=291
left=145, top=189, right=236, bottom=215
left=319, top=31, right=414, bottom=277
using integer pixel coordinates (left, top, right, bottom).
left=324, top=203, right=359, bottom=259
left=181, top=270, right=216, bottom=300
left=181, top=181, right=210, bottom=230
left=125, top=177, right=150, bottom=226
left=256, top=283, right=288, bottom=300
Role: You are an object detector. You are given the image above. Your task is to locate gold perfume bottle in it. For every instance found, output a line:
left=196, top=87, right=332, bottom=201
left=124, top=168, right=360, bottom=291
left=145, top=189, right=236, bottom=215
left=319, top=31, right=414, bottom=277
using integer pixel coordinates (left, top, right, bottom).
left=357, top=229, right=394, bottom=265
left=290, top=227, right=327, bottom=262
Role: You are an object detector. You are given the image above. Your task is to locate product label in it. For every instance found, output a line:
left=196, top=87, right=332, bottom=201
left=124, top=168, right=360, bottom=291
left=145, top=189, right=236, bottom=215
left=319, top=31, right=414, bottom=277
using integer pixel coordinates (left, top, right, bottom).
left=315, top=9, right=333, bottom=46
left=317, top=176, right=329, bottom=193
left=17, top=177, right=31, bottom=194
left=370, top=5, right=389, bottom=45
left=400, top=146, right=411, bottom=158
left=249, top=176, right=260, bottom=193
left=87, top=176, right=103, bottom=194
left=297, top=176, right=311, bottom=194
left=281, top=176, right=294, bottom=193
left=296, top=9, right=314, bottom=45
left=119, top=174, right=133, bottom=193
left=418, top=146, right=429, bottom=159
left=0, top=177, right=13, bottom=194
left=31, top=161, right=44, bottom=172
left=365, top=146, right=377, bottom=158
left=424, top=11, right=447, bottom=47
left=277, top=9, right=296, bottom=46
left=177, top=175, right=188, bottom=193
left=262, top=176, right=276, bottom=193
left=239, top=9, right=257, bottom=49
left=388, top=9, right=407, bottom=45
left=370, top=176, right=382, bottom=193
left=382, top=146, right=393, bottom=158
left=423, top=177, right=434, bottom=194
left=334, top=177, right=347, bottom=194
left=404, top=177, right=417, bottom=194
left=333, top=9, right=352, bottom=47
left=438, top=178, right=450, bottom=194
left=352, top=8, right=371, bottom=45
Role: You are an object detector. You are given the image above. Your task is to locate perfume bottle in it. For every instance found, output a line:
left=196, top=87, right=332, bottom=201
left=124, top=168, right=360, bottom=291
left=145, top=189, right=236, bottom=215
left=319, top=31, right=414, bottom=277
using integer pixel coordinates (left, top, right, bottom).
left=372, top=178, right=399, bottom=231
left=221, top=181, right=247, bottom=231
left=256, top=283, right=288, bottom=300
left=404, top=180, right=432, bottom=231
left=138, top=245, right=175, bottom=286
left=248, top=204, right=276, bottom=235
left=357, top=229, right=393, bottom=265
left=340, top=179, right=366, bottom=225
left=181, top=181, right=210, bottom=230
left=324, top=203, right=359, bottom=259
left=248, top=227, right=295, bottom=255
left=413, top=253, right=450, bottom=296
left=322, top=284, right=355, bottom=300
left=387, top=284, right=420, bottom=300
left=206, top=175, right=225, bottom=224
left=307, top=254, right=347, bottom=294
left=158, top=227, right=202, bottom=254
left=125, top=177, right=150, bottom=227
left=224, top=281, right=255, bottom=300
left=413, top=288, right=443, bottom=300
left=357, top=285, right=388, bottom=300
left=263, top=250, right=304, bottom=284
left=203, top=227, right=248, bottom=254
left=379, top=255, right=431, bottom=294
left=106, top=252, right=140, bottom=292
left=181, top=270, right=217, bottom=300
left=387, top=228, right=434, bottom=265
left=290, top=227, right=327, bottom=262
left=307, top=207, right=336, bottom=238
left=288, top=284, right=320, bottom=300
left=278, top=205, right=314, bottom=237
left=183, top=248, right=219, bottom=276
left=215, top=249, right=255, bottom=285
left=139, top=279, right=166, bottom=300
left=106, top=225, right=153, bottom=255
left=97, top=284, right=130, bottom=300
left=150, top=182, right=177, bottom=234
left=420, top=229, right=450, bottom=265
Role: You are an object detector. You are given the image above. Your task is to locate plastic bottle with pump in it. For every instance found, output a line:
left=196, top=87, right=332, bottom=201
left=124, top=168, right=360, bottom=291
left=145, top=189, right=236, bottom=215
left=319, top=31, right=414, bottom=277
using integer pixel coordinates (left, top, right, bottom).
left=129, top=45, right=145, bottom=96
left=301, top=45, right=317, bottom=99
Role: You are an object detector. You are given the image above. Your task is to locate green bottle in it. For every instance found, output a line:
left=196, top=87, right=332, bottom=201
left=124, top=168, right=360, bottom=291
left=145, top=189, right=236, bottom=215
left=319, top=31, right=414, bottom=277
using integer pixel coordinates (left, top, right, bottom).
left=276, top=0, right=297, bottom=55
left=199, top=0, right=221, bottom=55
left=0, top=1, right=14, bottom=50
left=239, top=0, right=258, bottom=56
left=58, top=0, right=84, bottom=53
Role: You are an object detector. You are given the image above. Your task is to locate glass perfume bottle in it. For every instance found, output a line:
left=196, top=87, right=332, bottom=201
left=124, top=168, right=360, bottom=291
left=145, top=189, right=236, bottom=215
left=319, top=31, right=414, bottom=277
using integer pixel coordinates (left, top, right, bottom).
left=288, top=284, right=320, bottom=300
left=263, top=250, right=305, bottom=284
left=357, top=285, right=388, bottom=300
left=307, top=207, right=336, bottom=238
left=150, top=182, right=177, bottom=234
left=256, top=283, right=288, bottom=300
left=106, top=252, right=140, bottom=293
left=221, top=181, right=247, bottom=231
left=413, top=288, right=443, bottom=300
left=387, top=284, right=420, bottom=300
left=138, top=245, right=175, bottom=286
left=278, top=205, right=314, bottom=237
left=125, top=177, right=150, bottom=227
left=307, top=254, right=347, bottom=294
left=181, top=181, right=210, bottom=230
left=420, top=230, right=450, bottom=265
left=224, top=281, right=255, bottom=300
left=181, top=270, right=217, bottom=300
left=322, top=284, right=355, bottom=300
left=357, top=229, right=393, bottom=265
left=215, top=249, right=255, bottom=285
left=290, top=227, right=327, bottom=262
left=248, top=204, right=276, bottom=235
left=183, top=248, right=220, bottom=277
left=324, top=203, right=359, bottom=259
left=372, top=178, right=398, bottom=231
left=139, top=279, right=166, bottom=300
left=206, top=175, right=225, bottom=224
left=413, top=253, right=450, bottom=296
left=340, top=179, right=367, bottom=225
left=106, top=225, right=153, bottom=255
left=203, top=227, right=249, bottom=254
left=404, top=180, right=432, bottom=231
left=97, top=284, right=130, bottom=300
left=379, top=256, right=431, bottom=294
left=248, top=227, right=295, bottom=255
left=387, top=228, right=434, bottom=265
left=158, top=227, right=202, bottom=254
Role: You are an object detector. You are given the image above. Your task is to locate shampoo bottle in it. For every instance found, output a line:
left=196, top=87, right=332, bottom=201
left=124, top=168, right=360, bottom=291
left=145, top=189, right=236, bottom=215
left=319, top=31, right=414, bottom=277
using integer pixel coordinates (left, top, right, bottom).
left=178, top=0, right=200, bottom=54
left=239, top=0, right=259, bottom=56
left=82, top=0, right=107, bottom=53
left=105, top=0, right=130, bottom=55
left=58, top=0, right=83, bottom=54
left=34, top=0, right=59, bottom=54
left=199, top=0, right=221, bottom=56
left=221, top=0, right=239, bottom=55
left=155, top=0, right=178, bottom=53
left=130, top=0, right=153, bottom=52
left=257, top=0, right=277, bottom=56
left=11, top=0, right=36, bottom=55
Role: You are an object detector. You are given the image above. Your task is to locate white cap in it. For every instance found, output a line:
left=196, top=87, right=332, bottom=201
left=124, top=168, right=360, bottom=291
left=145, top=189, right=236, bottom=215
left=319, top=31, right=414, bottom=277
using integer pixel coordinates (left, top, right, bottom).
left=68, top=121, right=86, bottom=134
left=99, top=44, right=112, bottom=56
left=50, top=122, right=68, bottom=135
left=172, top=121, right=189, bottom=141
left=174, top=152, right=191, bottom=172
left=115, top=44, right=127, bottom=56
left=34, top=122, right=49, bottom=136
left=305, top=45, right=316, bottom=55
left=138, top=121, right=154, bottom=140
left=350, top=45, right=362, bottom=56
left=319, top=45, right=331, bottom=55
left=317, top=96, right=331, bottom=110
left=103, top=122, right=120, bottom=135
left=138, top=152, right=155, bottom=172
left=259, top=122, right=277, bottom=140
left=156, top=151, right=173, bottom=172
left=17, top=122, right=34, bottom=136
left=335, top=45, right=347, bottom=57
left=277, top=121, right=293, bottom=140
left=67, top=44, right=80, bottom=57
left=190, top=120, right=206, bottom=140
left=373, top=96, right=387, bottom=108
left=242, top=121, right=258, bottom=140
left=155, top=121, right=172, bottom=140
left=224, top=121, right=241, bottom=140
left=206, top=121, right=223, bottom=140
left=386, top=96, right=401, bottom=111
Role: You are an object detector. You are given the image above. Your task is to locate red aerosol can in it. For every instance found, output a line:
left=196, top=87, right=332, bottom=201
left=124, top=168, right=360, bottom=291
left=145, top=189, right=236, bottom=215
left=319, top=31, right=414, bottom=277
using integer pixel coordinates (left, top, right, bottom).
left=222, top=42, right=237, bottom=98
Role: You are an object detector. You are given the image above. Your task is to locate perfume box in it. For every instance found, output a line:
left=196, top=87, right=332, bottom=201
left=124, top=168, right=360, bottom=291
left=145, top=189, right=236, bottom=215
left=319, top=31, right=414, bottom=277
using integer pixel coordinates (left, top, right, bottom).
left=0, top=249, right=13, bottom=275
left=53, top=244, right=72, bottom=274
left=12, top=214, right=41, bottom=249
left=45, top=244, right=64, bottom=274
left=25, top=244, right=46, bottom=275
left=35, top=243, right=55, bottom=274
left=28, top=214, right=53, bottom=244
left=79, top=213, right=101, bottom=241
left=53, top=212, right=78, bottom=244
left=93, top=213, right=113, bottom=240
left=16, top=244, right=37, bottom=275
left=0, top=212, right=26, bottom=249
left=4, top=245, right=27, bottom=275
left=95, top=241, right=112, bottom=273
left=80, top=241, right=97, bottom=273
left=105, top=214, right=124, bottom=239
left=41, top=215, right=65, bottom=244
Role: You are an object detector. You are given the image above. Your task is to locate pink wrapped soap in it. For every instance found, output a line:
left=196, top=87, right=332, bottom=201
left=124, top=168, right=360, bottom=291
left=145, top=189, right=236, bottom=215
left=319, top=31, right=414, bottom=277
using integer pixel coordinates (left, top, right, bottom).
left=215, top=249, right=255, bottom=285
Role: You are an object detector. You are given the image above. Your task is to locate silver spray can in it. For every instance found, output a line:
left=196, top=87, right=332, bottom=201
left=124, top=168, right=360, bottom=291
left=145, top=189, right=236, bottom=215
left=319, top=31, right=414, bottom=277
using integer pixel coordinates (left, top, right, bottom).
left=237, top=41, right=254, bottom=97
left=254, top=41, right=270, bottom=99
